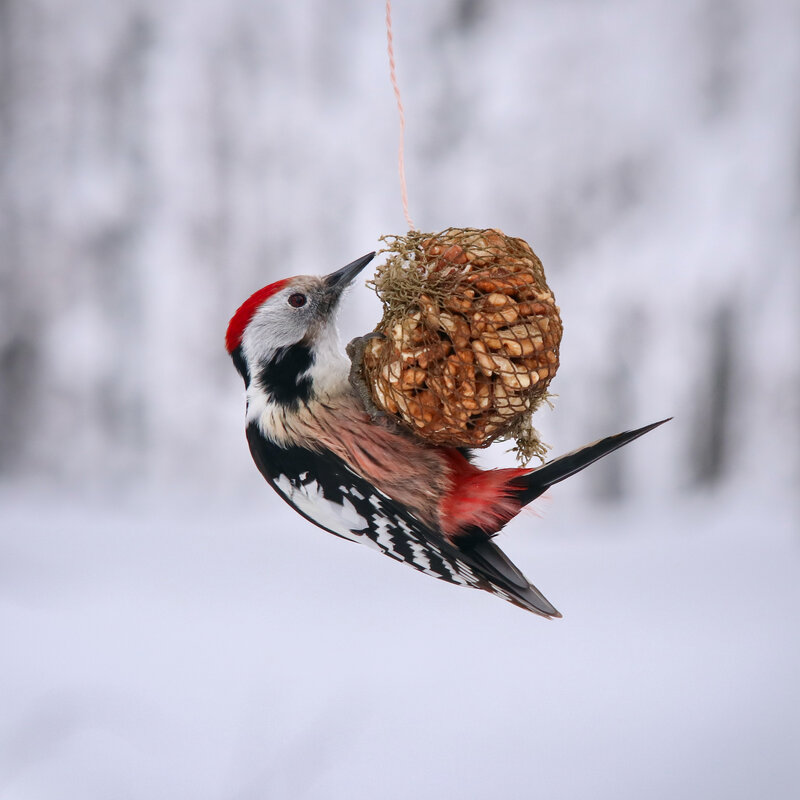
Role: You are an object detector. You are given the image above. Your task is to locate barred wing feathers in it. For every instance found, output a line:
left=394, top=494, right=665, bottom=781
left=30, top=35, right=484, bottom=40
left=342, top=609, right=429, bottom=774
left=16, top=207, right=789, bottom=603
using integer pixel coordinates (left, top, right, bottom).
left=246, top=423, right=559, bottom=617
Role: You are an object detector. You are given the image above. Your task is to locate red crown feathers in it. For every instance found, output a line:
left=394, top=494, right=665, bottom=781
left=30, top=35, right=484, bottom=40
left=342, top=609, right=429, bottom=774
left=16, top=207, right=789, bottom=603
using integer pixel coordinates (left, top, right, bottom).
left=225, top=278, right=291, bottom=353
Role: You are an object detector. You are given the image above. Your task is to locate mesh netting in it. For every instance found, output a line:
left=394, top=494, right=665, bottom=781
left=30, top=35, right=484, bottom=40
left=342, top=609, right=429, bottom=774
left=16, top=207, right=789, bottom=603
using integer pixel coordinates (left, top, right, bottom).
left=355, top=228, right=562, bottom=462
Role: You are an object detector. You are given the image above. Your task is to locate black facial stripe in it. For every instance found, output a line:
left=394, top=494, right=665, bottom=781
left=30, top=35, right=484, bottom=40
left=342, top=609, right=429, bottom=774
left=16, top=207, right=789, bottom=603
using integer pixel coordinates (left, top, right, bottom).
left=230, top=346, right=250, bottom=387
left=257, top=342, right=314, bottom=407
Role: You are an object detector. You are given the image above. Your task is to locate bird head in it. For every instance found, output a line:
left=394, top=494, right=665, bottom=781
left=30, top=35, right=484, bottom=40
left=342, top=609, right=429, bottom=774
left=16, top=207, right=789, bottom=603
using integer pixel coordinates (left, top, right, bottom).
left=225, top=252, right=375, bottom=401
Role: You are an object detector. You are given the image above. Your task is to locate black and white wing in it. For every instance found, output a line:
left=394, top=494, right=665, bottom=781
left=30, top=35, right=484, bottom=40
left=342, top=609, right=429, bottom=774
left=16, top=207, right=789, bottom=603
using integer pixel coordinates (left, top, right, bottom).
left=246, top=423, right=559, bottom=617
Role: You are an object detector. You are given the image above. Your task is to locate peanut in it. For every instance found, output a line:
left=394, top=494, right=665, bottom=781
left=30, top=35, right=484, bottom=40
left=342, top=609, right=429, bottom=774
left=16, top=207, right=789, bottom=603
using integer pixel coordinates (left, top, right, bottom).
left=476, top=380, right=491, bottom=409
left=486, top=292, right=510, bottom=308
left=419, top=295, right=440, bottom=330
left=515, top=270, right=536, bottom=284
left=492, top=355, right=535, bottom=391
left=485, top=305, right=519, bottom=325
left=438, top=310, right=458, bottom=335
left=517, top=301, right=535, bottom=316
left=467, top=247, right=494, bottom=264
left=515, top=239, right=534, bottom=254
left=400, top=367, right=427, bottom=390
left=454, top=348, right=474, bottom=364
left=381, top=361, right=402, bottom=384
left=471, top=339, right=496, bottom=376
left=444, top=295, right=472, bottom=314
left=506, top=274, right=532, bottom=289
left=393, top=392, right=409, bottom=414
left=416, top=390, right=439, bottom=419
left=492, top=384, right=516, bottom=417
left=495, top=329, right=537, bottom=357
left=471, top=310, right=489, bottom=333
left=398, top=348, right=418, bottom=366
left=374, top=383, right=398, bottom=414
left=483, top=230, right=506, bottom=249
left=499, top=336, right=523, bottom=357
left=441, top=244, right=468, bottom=264
left=475, top=278, right=515, bottom=293
left=419, top=342, right=449, bottom=369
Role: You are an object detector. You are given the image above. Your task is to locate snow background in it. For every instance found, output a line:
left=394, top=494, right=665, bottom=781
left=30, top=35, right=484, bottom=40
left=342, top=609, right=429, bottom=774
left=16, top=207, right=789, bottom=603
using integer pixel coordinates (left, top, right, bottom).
left=1, top=0, right=798, bottom=798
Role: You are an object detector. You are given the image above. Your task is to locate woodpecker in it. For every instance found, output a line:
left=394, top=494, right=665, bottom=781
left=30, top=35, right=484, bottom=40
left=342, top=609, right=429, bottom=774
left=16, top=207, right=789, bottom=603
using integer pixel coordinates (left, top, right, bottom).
left=226, top=252, right=667, bottom=616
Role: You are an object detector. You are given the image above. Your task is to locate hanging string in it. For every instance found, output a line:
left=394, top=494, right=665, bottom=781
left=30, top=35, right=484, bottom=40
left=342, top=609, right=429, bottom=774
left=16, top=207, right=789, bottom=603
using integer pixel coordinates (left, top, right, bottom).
left=386, top=0, right=415, bottom=231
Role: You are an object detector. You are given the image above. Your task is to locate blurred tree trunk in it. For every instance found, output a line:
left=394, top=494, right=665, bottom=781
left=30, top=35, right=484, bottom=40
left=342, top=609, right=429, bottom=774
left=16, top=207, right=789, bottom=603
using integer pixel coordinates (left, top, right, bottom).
left=93, top=12, right=154, bottom=478
left=690, top=301, right=735, bottom=488
left=0, top=0, right=41, bottom=473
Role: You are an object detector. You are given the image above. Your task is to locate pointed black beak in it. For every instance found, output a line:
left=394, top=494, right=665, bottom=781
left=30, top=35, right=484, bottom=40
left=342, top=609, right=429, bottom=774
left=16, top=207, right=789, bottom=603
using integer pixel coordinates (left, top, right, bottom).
left=323, top=252, right=375, bottom=295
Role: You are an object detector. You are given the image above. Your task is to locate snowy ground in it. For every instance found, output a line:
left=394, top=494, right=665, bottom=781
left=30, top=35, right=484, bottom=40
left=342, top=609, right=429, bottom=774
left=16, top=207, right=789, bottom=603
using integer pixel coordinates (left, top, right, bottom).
left=1, top=487, right=797, bottom=800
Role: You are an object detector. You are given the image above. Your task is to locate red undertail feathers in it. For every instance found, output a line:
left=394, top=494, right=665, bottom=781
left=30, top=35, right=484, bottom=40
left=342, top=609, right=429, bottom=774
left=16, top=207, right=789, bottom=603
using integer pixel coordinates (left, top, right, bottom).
left=438, top=449, right=533, bottom=539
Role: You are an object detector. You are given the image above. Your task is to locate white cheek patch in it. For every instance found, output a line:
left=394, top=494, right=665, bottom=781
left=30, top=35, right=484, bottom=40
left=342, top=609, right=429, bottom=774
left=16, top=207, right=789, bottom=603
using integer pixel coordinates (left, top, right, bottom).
left=242, top=298, right=311, bottom=364
left=273, top=474, right=378, bottom=549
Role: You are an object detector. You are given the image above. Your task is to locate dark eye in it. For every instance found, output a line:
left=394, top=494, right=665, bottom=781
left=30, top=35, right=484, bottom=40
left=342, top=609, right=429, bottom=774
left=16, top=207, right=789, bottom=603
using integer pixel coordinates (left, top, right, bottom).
left=288, top=293, right=307, bottom=308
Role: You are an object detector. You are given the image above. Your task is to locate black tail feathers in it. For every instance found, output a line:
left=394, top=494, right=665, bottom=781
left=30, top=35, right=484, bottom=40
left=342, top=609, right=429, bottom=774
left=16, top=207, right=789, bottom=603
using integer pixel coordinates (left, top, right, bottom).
left=513, top=418, right=671, bottom=505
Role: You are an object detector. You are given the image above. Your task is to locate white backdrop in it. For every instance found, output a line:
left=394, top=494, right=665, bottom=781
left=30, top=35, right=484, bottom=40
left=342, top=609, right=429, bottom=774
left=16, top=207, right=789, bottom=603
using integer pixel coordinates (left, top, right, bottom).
left=1, top=1, right=798, bottom=798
